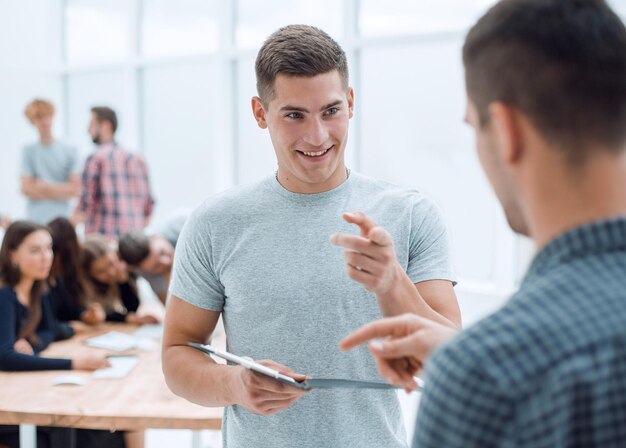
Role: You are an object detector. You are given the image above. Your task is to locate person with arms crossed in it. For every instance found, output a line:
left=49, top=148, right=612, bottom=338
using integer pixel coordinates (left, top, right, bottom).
left=162, top=25, right=460, bottom=448
left=340, top=0, right=626, bottom=446
left=21, top=99, right=80, bottom=224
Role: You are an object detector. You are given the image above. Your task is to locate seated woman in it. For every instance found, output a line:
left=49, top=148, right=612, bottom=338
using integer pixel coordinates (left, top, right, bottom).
left=81, top=235, right=154, bottom=448
left=81, top=236, right=158, bottom=325
left=0, top=221, right=109, bottom=448
left=47, top=218, right=105, bottom=340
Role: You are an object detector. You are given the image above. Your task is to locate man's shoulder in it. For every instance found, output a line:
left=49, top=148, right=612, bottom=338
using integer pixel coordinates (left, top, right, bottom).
left=185, top=178, right=272, bottom=225
left=352, top=172, right=434, bottom=209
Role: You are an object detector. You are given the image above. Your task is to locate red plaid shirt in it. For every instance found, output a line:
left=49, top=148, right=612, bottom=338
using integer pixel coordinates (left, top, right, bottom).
left=77, top=143, right=154, bottom=238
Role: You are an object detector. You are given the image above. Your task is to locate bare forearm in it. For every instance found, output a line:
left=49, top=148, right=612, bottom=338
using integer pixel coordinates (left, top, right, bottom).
left=377, top=266, right=458, bottom=327
left=43, top=182, right=80, bottom=200
left=21, top=183, right=47, bottom=200
left=163, top=345, right=239, bottom=407
left=22, top=181, right=78, bottom=200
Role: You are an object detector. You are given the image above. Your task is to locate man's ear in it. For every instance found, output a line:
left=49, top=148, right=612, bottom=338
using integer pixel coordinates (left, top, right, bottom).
left=251, top=96, right=268, bottom=129
left=488, top=102, right=524, bottom=166
left=347, top=87, right=354, bottom=119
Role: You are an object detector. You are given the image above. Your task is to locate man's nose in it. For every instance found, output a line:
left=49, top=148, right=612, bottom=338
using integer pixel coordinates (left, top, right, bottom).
left=303, top=117, right=329, bottom=147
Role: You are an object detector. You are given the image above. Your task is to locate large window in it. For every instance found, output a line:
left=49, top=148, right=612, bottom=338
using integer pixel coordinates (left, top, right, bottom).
left=58, top=0, right=526, bottom=325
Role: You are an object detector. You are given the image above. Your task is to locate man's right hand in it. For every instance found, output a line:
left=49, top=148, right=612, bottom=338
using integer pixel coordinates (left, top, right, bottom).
left=72, top=355, right=111, bottom=371
left=232, top=360, right=309, bottom=416
left=340, top=313, right=458, bottom=391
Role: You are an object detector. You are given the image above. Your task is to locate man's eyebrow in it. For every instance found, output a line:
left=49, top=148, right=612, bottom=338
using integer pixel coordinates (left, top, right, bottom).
left=321, top=100, right=342, bottom=110
left=278, top=100, right=343, bottom=114
left=279, top=105, right=309, bottom=113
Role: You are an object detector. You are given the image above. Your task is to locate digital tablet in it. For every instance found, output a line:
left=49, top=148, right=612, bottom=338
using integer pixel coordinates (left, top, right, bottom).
left=188, top=342, right=408, bottom=391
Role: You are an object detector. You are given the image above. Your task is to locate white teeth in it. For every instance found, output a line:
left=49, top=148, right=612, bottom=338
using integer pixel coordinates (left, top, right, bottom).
left=302, top=148, right=329, bottom=157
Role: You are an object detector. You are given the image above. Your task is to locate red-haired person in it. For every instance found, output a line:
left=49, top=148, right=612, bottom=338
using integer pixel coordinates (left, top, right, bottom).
left=21, top=99, right=80, bottom=224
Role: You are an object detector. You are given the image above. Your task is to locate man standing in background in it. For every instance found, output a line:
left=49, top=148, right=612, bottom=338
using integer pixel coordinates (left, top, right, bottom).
left=74, top=106, right=154, bottom=239
left=21, top=99, right=80, bottom=224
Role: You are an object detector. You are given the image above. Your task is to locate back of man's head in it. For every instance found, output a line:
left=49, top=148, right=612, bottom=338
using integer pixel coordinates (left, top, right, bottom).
left=118, top=231, right=151, bottom=267
left=464, top=0, right=626, bottom=163
left=91, top=106, right=118, bottom=134
left=255, top=24, right=349, bottom=106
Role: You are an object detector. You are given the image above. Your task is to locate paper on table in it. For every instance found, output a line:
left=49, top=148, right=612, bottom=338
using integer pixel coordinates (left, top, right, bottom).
left=133, top=324, right=163, bottom=339
left=85, top=331, right=137, bottom=351
left=85, top=331, right=157, bottom=352
left=93, top=356, right=139, bottom=379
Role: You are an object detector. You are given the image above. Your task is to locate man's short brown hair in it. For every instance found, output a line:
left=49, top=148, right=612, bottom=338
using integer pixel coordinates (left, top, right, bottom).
left=463, top=0, right=626, bottom=162
left=255, top=25, right=349, bottom=106
left=24, top=99, right=55, bottom=123
left=91, top=106, right=118, bottom=133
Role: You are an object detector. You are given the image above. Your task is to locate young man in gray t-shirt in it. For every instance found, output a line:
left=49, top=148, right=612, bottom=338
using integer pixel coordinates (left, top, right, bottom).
left=163, top=25, right=460, bottom=448
left=21, top=99, right=80, bottom=224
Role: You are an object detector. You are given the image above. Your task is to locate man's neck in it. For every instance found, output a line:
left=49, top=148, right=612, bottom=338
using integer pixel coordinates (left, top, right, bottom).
left=276, top=164, right=349, bottom=194
left=527, top=152, right=626, bottom=249
left=98, top=137, right=114, bottom=146
left=39, top=134, right=54, bottom=145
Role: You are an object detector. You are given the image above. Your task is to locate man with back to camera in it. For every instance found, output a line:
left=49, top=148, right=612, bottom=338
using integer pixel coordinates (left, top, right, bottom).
left=162, top=25, right=461, bottom=448
left=21, top=98, right=80, bottom=224
left=339, top=0, right=626, bottom=446
left=118, top=212, right=188, bottom=304
left=73, top=106, right=155, bottom=239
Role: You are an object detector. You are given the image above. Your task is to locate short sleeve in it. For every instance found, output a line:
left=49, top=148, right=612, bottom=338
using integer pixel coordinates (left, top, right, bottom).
left=407, top=197, right=456, bottom=285
left=169, top=208, right=225, bottom=311
left=21, top=146, right=35, bottom=177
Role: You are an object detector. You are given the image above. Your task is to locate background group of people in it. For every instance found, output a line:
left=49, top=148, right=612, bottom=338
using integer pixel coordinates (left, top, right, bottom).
left=0, top=102, right=186, bottom=446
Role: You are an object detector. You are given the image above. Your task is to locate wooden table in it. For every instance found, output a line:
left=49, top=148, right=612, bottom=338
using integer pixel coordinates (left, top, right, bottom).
left=0, top=322, right=223, bottom=448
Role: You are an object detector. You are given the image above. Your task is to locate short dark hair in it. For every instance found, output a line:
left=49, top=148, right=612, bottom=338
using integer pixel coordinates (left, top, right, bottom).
left=255, top=24, right=349, bottom=105
left=464, top=0, right=626, bottom=161
left=118, top=231, right=151, bottom=267
left=91, top=106, right=118, bottom=133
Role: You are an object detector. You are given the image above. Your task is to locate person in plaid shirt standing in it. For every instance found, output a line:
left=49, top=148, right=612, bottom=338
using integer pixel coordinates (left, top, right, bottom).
left=74, top=106, right=154, bottom=239
left=340, top=0, right=626, bottom=447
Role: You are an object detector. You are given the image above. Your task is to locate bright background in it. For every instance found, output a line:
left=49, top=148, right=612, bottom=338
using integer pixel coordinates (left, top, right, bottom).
left=2, top=1, right=626, bottom=446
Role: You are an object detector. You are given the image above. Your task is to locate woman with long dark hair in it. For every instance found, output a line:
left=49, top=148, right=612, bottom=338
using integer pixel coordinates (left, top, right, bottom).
left=0, top=221, right=109, bottom=371
left=47, top=217, right=105, bottom=340
left=82, top=235, right=158, bottom=325
left=0, top=221, right=110, bottom=448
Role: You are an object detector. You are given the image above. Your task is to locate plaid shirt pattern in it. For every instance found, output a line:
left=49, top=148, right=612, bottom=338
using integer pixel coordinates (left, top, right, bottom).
left=77, top=143, right=154, bottom=238
left=415, top=218, right=626, bottom=448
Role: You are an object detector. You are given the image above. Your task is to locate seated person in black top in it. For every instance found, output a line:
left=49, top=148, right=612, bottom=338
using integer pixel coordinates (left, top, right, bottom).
left=81, top=239, right=151, bottom=448
left=0, top=221, right=110, bottom=448
left=81, top=235, right=158, bottom=325
left=47, top=218, right=105, bottom=340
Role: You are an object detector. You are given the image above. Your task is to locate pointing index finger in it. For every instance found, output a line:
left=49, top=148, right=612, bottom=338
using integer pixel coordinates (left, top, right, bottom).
left=343, top=212, right=380, bottom=238
left=339, top=318, right=401, bottom=351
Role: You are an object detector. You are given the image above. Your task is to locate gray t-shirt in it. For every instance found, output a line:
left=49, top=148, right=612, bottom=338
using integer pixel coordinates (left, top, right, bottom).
left=170, top=172, right=455, bottom=448
left=21, top=141, right=79, bottom=224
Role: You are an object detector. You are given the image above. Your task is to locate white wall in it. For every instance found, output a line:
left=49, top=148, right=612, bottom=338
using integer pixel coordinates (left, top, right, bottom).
left=0, top=0, right=63, bottom=220
left=0, top=0, right=572, bottom=324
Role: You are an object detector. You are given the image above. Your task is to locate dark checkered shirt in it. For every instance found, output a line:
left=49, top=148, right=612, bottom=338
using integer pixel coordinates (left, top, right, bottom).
left=77, top=142, right=154, bottom=238
left=414, top=217, right=626, bottom=447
